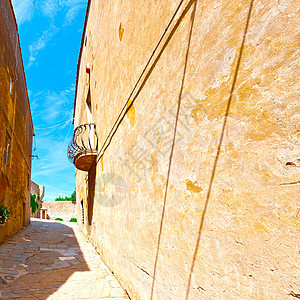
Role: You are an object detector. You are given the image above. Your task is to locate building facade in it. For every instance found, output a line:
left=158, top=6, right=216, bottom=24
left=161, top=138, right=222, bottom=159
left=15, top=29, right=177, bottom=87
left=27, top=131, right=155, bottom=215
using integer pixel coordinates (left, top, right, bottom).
left=0, top=1, right=33, bottom=244
left=30, top=180, right=44, bottom=218
left=42, top=201, right=76, bottom=221
left=70, top=0, right=299, bottom=299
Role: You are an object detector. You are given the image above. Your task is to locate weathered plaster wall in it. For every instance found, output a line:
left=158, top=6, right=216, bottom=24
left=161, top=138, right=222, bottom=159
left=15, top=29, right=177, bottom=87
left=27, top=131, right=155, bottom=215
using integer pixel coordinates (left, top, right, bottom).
left=74, top=0, right=299, bottom=299
left=0, top=0, right=33, bottom=244
left=42, top=202, right=76, bottom=221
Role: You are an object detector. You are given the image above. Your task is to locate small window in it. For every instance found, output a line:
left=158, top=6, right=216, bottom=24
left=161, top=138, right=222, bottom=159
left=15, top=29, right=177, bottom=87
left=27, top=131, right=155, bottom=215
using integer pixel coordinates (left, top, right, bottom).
left=81, top=200, right=85, bottom=224
left=4, top=131, right=11, bottom=165
left=27, top=174, right=30, bottom=190
left=9, top=80, right=13, bottom=94
left=86, top=90, right=92, bottom=123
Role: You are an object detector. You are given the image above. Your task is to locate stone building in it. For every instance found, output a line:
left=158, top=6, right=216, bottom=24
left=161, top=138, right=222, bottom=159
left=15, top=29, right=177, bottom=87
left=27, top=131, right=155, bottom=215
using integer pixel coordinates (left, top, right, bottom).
left=0, top=1, right=33, bottom=244
left=69, top=0, right=299, bottom=299
left=30, top=180, right=44, bottom=218
left=42, top=201, right=76, bottom=221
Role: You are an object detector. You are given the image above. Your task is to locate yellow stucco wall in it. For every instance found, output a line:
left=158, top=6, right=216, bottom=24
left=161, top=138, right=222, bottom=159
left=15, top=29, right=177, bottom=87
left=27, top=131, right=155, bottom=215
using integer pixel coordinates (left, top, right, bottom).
left=74, top=0, right=299, bottom=298
left=0, top=1, right=33, bottom=244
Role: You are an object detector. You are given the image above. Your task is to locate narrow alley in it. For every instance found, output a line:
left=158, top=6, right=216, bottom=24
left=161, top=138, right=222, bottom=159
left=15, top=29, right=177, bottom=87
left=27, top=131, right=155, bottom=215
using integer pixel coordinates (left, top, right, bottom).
left=0, top=219, right=129, bottom=299
left=1, top=0, right=299, bottom=298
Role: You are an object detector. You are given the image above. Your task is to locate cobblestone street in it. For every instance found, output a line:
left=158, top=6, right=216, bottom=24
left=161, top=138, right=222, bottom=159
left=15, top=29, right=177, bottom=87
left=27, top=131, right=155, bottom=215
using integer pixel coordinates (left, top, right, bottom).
left=0, top=219, right=129, bottom=299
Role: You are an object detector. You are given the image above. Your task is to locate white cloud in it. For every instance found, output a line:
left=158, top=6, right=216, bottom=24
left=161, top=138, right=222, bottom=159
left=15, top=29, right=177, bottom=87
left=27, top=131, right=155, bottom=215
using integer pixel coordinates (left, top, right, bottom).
left=32, top=136, right=75, bottom=201
left=63, top=3, right=86, bottom=26
left=11, top=0, right=34, bottom=25
left=30, top=86, right=74, bottom=125
left=12, top=0, right=86, bottom=27
left=38, top=0, right=86, bottom=26
left=40, top=0, right=59, bottom=18
left=30, top=86, right=76, bottom=201
left=28, top=24, right=58, bottom=67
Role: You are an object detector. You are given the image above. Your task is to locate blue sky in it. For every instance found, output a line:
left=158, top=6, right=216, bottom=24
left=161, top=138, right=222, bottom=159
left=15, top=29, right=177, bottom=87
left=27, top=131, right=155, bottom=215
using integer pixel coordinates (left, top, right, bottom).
left=11, top=0, right=87, bottom=201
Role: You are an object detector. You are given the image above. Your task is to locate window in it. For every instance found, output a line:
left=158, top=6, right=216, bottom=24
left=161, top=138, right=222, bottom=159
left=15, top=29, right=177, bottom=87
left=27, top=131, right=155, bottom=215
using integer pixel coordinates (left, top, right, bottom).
left=86, top=90, right=92, bottom=123
left=4, top=131, right=11, bottom=165
left=9, top=80, right=13, bottom=94
left=81, top=200, right=85, bottom=224
left=27, top=173, right=30, bottom=190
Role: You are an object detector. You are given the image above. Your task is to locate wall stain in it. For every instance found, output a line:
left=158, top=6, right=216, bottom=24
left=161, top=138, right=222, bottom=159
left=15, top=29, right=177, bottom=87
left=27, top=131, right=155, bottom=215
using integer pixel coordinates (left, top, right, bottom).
left=191, top=104, right=207, bottom=123
left=126, top=99, right=135, bottom=126
left=119, top=23, right=124, bottom=41
left=0, top=172, right=8, bottom=200
left=185, top=180, right=202, bottom=193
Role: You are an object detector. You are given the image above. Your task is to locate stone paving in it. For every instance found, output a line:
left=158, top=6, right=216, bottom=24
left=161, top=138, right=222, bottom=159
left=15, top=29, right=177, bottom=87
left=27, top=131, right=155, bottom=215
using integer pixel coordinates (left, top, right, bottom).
left=0, top=219, right=129, bottom=299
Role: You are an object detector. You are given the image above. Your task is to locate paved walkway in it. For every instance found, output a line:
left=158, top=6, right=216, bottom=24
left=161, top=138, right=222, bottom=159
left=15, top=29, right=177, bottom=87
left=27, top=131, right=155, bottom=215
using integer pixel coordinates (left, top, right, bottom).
left=0, top=219, right=129, bottom=299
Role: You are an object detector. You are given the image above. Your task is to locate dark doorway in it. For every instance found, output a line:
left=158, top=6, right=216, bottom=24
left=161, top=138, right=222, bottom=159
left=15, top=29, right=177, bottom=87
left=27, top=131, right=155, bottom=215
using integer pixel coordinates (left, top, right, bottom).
left=87, top=166, right=96, bottom=226
left=81, top=200, right=84, bottom=224
left=22, top=202, right=26, bottom=227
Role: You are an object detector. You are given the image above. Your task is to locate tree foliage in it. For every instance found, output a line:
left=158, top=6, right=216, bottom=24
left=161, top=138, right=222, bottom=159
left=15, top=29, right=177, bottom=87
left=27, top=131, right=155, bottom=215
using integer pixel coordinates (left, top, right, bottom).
left=55, top=190, right=76, bottom=202
left=30, top=193, right=39, bottom=213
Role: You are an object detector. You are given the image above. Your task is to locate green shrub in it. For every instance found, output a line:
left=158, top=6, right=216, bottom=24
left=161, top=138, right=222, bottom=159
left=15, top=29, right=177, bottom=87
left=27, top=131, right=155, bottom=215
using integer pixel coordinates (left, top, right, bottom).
left=0, top=205, right=10, bottom=224
left=69, top=218, right=77, bottom=222
left=55, top=218, right=63, bottom=221
left=30, top=194, right=39, bottom=214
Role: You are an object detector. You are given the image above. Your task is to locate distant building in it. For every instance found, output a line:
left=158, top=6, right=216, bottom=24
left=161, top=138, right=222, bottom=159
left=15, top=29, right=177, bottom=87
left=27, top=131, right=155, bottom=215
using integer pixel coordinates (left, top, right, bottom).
left=42, top=201, right=76, bottom=221
left=69, top=0, right=299, bottom=299
left=30, top=180, right=44, bottom=218
left=0, top=1, right=34, bottom=244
